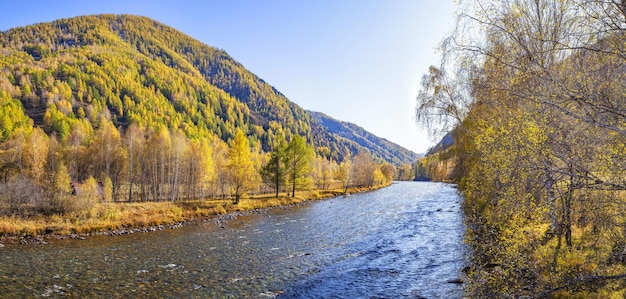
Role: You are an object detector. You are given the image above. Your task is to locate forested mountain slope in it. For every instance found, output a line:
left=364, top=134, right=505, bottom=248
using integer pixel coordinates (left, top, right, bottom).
left=0, top=14, right=414, bottom=164
left=309, top=111, right=418, bottom=165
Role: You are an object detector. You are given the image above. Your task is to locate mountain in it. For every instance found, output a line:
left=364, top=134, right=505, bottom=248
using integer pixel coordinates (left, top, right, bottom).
left=0, top=14, right=416, bottom=165
left=426, top=131, right=454, bottom=155
left=309, top=111, right=418, bottom=165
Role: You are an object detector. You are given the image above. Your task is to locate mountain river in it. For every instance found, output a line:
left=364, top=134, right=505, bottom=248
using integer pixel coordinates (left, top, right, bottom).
left=0, top=181, right=466, bottom=298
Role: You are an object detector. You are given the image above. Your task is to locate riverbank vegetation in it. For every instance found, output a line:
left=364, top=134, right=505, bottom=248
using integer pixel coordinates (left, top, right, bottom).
left=417, top=0, right=626, bottom=297
left=0, top=15, right=408, bottom=239
left=0, top=187, right=378, bottom=238
left=0, top=110, right=393, bottom=237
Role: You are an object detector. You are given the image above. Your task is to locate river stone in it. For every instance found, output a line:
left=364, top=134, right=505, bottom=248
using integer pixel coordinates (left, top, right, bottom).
left=446, top=278, right=464, bottom=284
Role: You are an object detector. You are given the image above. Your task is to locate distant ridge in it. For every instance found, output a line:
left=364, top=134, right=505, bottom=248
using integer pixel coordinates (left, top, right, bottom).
left=426, top=131, right=454, bottom=155
left=309, top=111, right=418, bottom=165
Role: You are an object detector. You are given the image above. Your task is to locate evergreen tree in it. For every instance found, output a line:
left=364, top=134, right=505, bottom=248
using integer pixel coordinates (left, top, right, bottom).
left=260, top=136, right=286, bottom=198
left=283, top=135, right=313, bottom=197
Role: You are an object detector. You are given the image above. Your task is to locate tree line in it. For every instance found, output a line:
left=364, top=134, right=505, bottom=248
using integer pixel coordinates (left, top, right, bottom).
left=417, top=0, right=626, bottom=297
left=0, top=14, right=364, bottom=163
left=0, top=99, right=394, bottom=217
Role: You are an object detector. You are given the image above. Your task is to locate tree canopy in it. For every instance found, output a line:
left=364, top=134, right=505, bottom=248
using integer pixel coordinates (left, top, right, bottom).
left=416, top=0, right=626, bottom=297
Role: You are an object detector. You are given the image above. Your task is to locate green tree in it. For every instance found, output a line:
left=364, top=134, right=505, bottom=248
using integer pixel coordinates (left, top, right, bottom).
left=283, top=135, right=314, bottom=197
left=260, top=136, right=286, bottom=198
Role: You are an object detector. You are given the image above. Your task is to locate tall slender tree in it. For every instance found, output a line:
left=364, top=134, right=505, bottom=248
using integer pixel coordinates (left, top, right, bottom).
left=336, top=157, right=352, bottom=193
left=125, top=124, right=145, bottom=202
left=283, top=135, right=313, bottom=197
left=227, top=130, right=255, bottom=204
left=260, top=136, right=286, bottom=198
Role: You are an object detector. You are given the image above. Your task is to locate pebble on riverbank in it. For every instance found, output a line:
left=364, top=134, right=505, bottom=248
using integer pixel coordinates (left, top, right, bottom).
left=1, top=197, right=324, bottom=246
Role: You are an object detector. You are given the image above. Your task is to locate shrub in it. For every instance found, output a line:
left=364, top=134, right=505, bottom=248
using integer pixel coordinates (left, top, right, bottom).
left=171, top=206, right=183, bottom=218
left=103, top=206, right=120, bottom=221
left=0, top=177, right=43, bottom=216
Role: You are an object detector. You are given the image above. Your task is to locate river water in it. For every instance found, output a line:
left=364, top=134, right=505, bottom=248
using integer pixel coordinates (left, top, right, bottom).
left=0, top=182, right=466, bottom=298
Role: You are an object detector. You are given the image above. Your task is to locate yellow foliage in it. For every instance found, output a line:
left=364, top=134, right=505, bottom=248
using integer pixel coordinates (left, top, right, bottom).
left=0, top=185, right=383, bottom=237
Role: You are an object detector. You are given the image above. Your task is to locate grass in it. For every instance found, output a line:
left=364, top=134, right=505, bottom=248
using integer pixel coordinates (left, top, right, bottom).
left=0, top=185, right=385, bottom=238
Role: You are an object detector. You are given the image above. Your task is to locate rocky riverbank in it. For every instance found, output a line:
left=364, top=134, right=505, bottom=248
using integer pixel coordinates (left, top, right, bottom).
left=0, top=186, right=385, bottom=246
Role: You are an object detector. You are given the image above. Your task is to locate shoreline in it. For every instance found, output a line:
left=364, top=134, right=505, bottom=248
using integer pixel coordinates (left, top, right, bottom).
left=0, top=184, right=390, bottom=246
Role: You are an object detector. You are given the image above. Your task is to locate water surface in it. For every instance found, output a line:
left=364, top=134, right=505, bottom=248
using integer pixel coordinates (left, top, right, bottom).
left=0, top=182, right=465, bottom=298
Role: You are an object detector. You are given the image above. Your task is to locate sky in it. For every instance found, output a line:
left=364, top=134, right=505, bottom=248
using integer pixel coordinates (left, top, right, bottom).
left=0, top=0, right=457, bottom=154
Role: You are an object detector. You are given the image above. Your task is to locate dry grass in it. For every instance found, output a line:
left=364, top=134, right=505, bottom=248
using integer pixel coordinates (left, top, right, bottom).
left=0, top=185, right=387, bottom=237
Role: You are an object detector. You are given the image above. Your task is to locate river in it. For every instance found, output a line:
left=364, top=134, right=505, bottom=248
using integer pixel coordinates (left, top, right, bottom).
left=0, top=182, right=466, bottom=298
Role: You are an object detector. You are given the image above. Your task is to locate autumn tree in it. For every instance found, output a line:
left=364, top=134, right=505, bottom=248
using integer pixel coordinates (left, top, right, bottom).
left=168, top=130, right=188, bottom=201
left=65, top=122, right=91, bottom=181
left=416, top=0, right=626, bottom=296
left=125, top=124, right=144, bottom=202
left=49, top=163, right=72, bottom=214
left=415, top=66, right=470, bottom=140
left=379, top=163, right=395, bottom=184
left=212, top=141, right=230, bottom=199
left=185, top=138, right=214, bottom=200
left=313, top=156, right=336, bottom=190
left=335, top=157, right=352, bottom=193
left=396, top=162, right=417, bottom=181
left=81, top=176, right=99, bottom=207
left=90, top=119, right=126, bottom=201
left=351, top=151, right=378, bottom=188
left=413, top=160, right=427, bottom=181
left=102, top=176, right=113, bottom=203
left=23, top=127, right=49, bottom=184
left=227, top=130, right=255, bottom=204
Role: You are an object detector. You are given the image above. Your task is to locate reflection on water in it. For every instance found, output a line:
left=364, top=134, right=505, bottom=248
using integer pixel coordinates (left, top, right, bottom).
left=0, top=182, right=465, bottom=298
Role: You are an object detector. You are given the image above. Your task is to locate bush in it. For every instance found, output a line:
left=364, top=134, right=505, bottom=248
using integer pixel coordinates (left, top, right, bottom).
left=43, top=164, right=95, bottom=216
left=0, top=177, right=43, bottom=216
left=171, top=206, right=183, bottom=218
left=214, top=204, right=227, bottom=215
left=103, top=206, right=120, bottom=221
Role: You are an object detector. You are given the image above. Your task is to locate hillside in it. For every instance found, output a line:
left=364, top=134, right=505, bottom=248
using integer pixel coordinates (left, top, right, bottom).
left=0, top=14, right=415, bottom=164
left=309, top=111, right=418, bottom=165
left=425, top=131, right=453, bottom=155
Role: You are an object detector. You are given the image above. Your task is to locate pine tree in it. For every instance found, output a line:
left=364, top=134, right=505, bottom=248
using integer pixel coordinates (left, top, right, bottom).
left=283, top=135, right=313, bottom=197
left=260, top=136, right=286, bottom=198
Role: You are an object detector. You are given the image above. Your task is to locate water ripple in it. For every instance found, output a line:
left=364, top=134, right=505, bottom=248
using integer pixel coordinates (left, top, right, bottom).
left=0, top=182, right=466, bottom=298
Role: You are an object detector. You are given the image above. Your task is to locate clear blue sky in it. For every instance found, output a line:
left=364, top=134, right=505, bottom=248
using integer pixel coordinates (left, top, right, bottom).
left=0, top=0, right=457, bottom=154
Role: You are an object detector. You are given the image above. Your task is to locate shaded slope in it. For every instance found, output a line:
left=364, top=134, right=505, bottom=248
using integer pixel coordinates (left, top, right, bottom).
left=309, top=111, right=418, bottom=165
